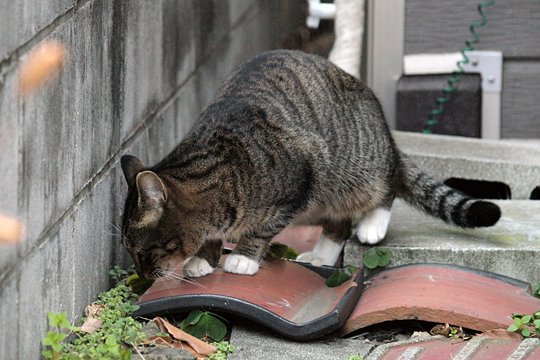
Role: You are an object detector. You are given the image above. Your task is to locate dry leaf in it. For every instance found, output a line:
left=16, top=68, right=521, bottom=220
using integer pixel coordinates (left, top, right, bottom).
left=430, top=323, right=470, bottom=341
left=80, top=303, right=106, bottom=333
left=154, top=317, right=216, bottom=356
left=85, top=303, right=105, bottom=318
left=0, top=214, right=24, bottom=245
left=19, top=40, right=66, bottom=94
left=80, top=317, right=103, bottom=334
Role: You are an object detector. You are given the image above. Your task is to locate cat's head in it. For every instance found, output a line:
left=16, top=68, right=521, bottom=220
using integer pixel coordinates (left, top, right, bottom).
left=120, top=155, right=202, bottom=279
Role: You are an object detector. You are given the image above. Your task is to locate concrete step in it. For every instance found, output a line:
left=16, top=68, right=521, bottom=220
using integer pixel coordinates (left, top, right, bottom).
left=344, top=199, right=540, bottom=285
left=393, top=131, right=540, bottom=200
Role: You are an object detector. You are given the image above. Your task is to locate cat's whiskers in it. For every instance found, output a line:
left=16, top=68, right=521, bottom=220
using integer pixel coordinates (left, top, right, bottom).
left=105, top=221, right=126, bottom=242
left=107, top=221, right=123, bottom=235
left=158, top=268, right=206, bottom=289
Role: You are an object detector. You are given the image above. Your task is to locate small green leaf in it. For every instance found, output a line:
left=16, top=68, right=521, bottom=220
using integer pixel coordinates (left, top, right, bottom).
left=522, top=315, right=532, bottom=323
left=363, top=247, right=392, bottom=269
left=51, top=343, right=63, bottom=352
left=48, top=311, right=72, bottom=330
left=181, top=310, right=206, bottom=329
left=325, top=269, right=352, bottom=288
left=532, top=283, right=540, bottom=298
left=534, top=319, right=540, bottom=329
left=363, top=248, right=379, bottom=269
left=507, top=323, right=519, bottom=332
left=521, top=327, right=532, bottom=337
left=377, top=253, right=391, bottom=267
left=183, top=312, right=227, bottom=342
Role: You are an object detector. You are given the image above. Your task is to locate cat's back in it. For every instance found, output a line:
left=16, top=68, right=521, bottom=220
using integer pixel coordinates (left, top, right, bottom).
left=215, top=50, right=370, bottom=107
left=198, top=50, right=386, bottom=143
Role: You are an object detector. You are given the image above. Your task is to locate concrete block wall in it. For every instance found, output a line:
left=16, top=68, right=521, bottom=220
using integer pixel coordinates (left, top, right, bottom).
left=0, top=1, right=304, bottom=358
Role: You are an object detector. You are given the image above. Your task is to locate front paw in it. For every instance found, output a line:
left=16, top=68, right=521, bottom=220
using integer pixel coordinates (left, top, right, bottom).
left=223, top=254, right=259, bottom=275
left=183, top=257, right=215, bottom=277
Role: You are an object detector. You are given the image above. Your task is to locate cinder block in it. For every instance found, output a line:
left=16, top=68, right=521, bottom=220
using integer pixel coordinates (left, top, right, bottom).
left=18, top=0, right=115, bottom=247
left=0, top=0, right=75, bottom=60
left=0, top=276, right=19, bottom=360
left=0, top=67, right=20, bottom=273
left=394, top=131, right=540, bottom=199
left=17, top=233, right=67, bottom=359
left=345, top=199, right=540, bottom=285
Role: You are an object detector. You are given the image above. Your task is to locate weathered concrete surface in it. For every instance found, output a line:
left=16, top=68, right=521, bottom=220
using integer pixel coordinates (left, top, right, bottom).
left=394, top=131, right=540, bottom=199
left=0, top=0, right=76, bottom=61
left=345, top=199, right=540, bottom=285
left=230, top=324, right=374, bottom=360
left=0, top=1, right=304, bottom=358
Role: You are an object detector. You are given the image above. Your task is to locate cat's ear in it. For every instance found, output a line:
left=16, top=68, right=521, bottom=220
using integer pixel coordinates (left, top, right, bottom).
left=121, top=155, right=145, bottom=188
left=135, top=171, right=167, bottom=228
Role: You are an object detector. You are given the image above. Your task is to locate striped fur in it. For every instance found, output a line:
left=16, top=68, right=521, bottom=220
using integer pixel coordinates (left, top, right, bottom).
left=120, top=50, right=500, bottom=278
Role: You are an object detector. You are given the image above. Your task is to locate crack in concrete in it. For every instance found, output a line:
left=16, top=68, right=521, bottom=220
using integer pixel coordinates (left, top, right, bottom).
left=0, top=0, right=93, bottom=73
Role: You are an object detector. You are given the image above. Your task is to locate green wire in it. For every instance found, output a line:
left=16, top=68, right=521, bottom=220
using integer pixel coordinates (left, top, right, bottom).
left=422, top=0, right=496, bottom=134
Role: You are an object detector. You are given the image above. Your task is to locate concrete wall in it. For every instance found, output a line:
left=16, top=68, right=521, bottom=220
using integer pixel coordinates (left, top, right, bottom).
left=0, top=1, right=304, bottom=358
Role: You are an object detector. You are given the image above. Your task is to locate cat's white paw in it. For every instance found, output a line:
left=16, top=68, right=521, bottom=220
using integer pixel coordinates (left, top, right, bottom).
left=223, top=254, right=259, bottom=275
left=356, top=208, right=391, bottom=244
left=296, top=251, right=324, bottom=266
left=297, top=235, right=343, bottom=266
left=183, top=257, right=215, bottom=277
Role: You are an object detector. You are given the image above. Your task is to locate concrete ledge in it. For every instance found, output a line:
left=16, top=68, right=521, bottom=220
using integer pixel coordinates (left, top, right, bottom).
left=345, top=199, right=540, bottom=285
left=394, top=131, right=540, bottom=199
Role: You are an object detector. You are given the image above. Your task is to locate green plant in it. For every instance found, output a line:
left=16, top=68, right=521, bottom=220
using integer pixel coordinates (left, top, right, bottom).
left=42, top=267, right=146, bottom=359
left=207, top=341, right=235, bottom=360
left=180, top=310, right=228, bottom=342
left=109, top=265, right=128, bottom=284
left=42, top=312, right=79, bottom=360
left=449, top=327, right=460, bottom=339
left=363, top=247, right=392, bottom=269
left=508, top=312, right=540, bottom=338
left=347, top=355, right=363, bottom=360
left=533, top=283, right=540, bottom=298
left=326, top=266, right=357, bottom=288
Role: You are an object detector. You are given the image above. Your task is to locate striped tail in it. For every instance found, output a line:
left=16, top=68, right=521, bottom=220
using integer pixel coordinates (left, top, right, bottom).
left=397, top=154, right=501, bottom=228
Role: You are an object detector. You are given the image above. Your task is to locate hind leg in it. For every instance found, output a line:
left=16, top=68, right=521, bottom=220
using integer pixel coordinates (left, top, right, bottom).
left=355, top=206, right=392, bottom=244
left=297, top=218, right=352, bottom=266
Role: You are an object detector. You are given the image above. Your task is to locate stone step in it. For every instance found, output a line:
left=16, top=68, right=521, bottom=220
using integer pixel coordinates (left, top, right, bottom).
left=393, top=131, right=540, bottom=200
left=344, top=199, right=540, bottom=285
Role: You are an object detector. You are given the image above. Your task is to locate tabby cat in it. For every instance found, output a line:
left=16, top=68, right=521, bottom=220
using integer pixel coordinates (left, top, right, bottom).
left=120, top=50, right=500, bottom=279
